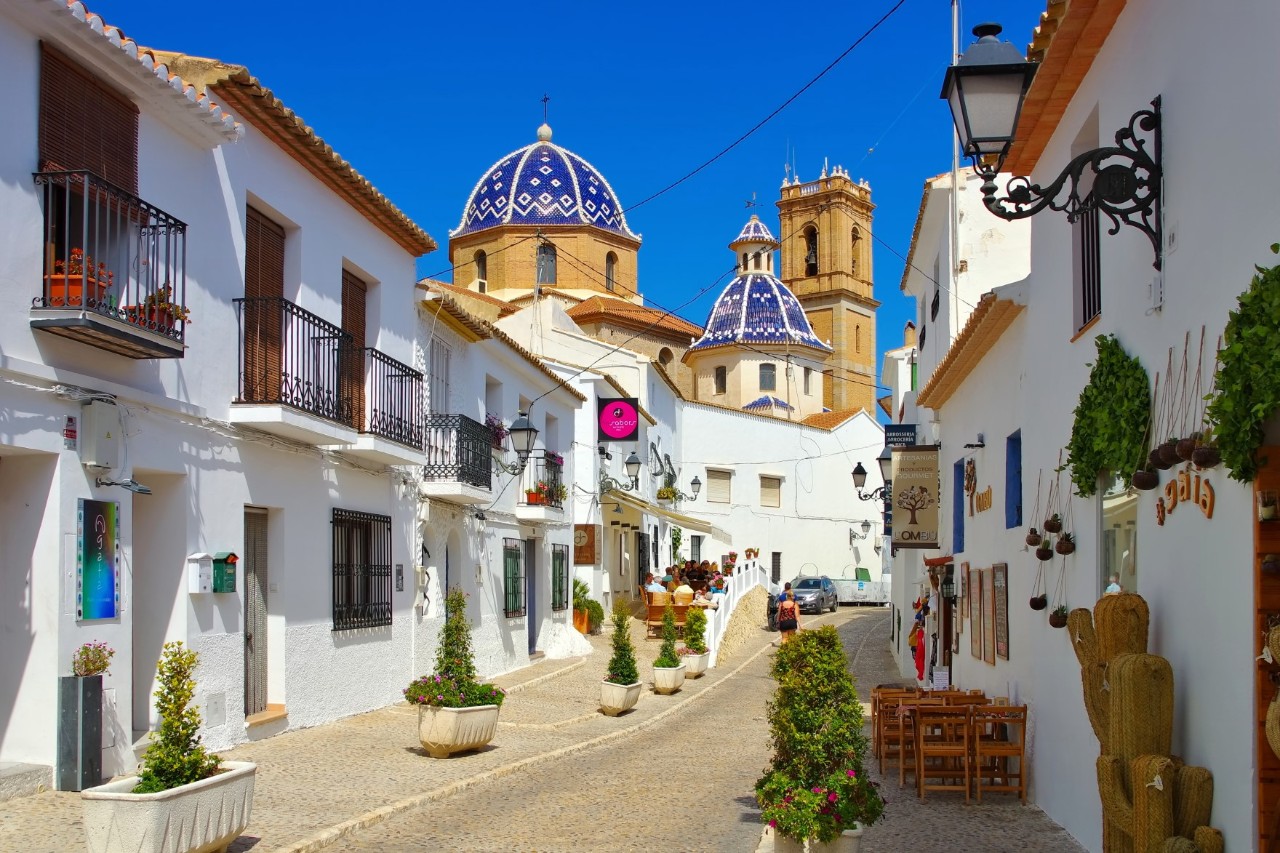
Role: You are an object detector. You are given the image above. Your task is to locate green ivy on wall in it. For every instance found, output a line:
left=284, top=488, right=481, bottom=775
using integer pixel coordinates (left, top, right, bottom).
left=670, top=526, right=682, bottom=563
left=1205, top=244, right=1280, bottom=483
left=1065, top=334, right=1151, bottom=497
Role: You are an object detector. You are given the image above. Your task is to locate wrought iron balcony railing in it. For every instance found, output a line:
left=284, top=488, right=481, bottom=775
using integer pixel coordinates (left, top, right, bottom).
left=34, top=170, right=188, bottom=353
left=360, top=347, right=423, bottom=450
left=519, top=452, right=565, bottom=510
left=234, top=297, right=354, bottom=427
left=423, top=414, right=493, bottom=490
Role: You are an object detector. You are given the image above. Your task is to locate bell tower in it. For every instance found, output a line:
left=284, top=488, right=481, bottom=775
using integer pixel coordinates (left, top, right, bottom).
left=777, top=165, right=878, bottom=413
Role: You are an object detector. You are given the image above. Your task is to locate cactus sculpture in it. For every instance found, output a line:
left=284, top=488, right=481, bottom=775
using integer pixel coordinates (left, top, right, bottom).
left=1067, top=594, right=1223, bottom=853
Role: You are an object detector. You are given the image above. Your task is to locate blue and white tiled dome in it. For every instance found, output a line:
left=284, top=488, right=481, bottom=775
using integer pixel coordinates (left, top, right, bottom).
left=688, top=269, right=832, bottom=353
left=730, top=215, right=778, bottom=248
left=451, top=124, right=639, bottom=240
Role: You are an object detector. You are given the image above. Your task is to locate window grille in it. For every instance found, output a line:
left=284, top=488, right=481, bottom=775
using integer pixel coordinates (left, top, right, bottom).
left=771, top=552, right=782, bottom=584
left=1077, top=206, right=1102, bottom=329
left=931, top=289, right=940, bottom=321
left=707, top=470, right=731, bottom=504
left=503, top=538, right=525, bottom=617
left=332, top=508, right=393, bottom=630
left=551, top=544, right=569, bottom=611
left=690, top=535, right=702, bottom=563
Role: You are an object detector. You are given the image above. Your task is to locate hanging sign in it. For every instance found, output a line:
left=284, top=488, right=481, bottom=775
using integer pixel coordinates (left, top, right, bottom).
left=891, top=446, right=940, bottom=549
left=77, top=498, right=120, bottom=620
left=597, top=398, right=639, bottom=443
left=885, top=424, right=917, bottom=448
left=574, top=524, right=599, bottom=565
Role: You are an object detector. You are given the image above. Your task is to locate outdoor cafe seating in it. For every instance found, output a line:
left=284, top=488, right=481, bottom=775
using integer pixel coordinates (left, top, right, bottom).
left=870, top=686, right=1027, bottom=803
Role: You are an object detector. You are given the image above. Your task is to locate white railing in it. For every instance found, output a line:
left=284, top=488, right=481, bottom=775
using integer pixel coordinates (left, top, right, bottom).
left=707, top=559, right=769, bottom=668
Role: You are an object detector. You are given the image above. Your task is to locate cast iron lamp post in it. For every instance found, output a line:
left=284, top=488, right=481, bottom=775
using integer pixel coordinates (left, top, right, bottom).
left=852, top=447, right=894, bottom=502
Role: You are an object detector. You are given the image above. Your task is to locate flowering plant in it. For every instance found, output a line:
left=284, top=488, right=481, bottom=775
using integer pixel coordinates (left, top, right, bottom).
left=404, top=673, right=505, bottom=708
left=141, top=285, right=191, bottom=322
left=404, top=589, right=505, bottom=708
left=656, top=485, right=678, bottom=501
left=544, top=451, right=564, bottom=467
left=485, top=413, right=508, bottom=450
left=72, top=640, right=115, bottom=677
left=757, top=767, right=883, bottom=843
left=54, top=248, right=114, bottom=285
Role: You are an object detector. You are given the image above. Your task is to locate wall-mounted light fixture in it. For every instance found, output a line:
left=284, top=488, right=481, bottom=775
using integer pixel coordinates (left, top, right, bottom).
left=849, top=520, right=874, bottom=544
left=940, top=567, right=957, bottom=605
left=942, top=23, right=1163, bottom=269
left=852, top=447, right=893, bottom=502
left=599, top=447, right=643, bottom=492
left=95, top=476, right=152, bottom=495
left=963, top=433, right=986, bottom=449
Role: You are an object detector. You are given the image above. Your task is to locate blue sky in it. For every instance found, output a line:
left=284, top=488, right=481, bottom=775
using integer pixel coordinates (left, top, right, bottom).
left=91, top=0, right=1044, bottom=395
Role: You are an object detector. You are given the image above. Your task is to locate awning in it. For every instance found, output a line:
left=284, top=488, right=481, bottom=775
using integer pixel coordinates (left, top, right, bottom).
left=923, top=554, right=954, bottom=567
left=609, top=490, right=720, bottom=537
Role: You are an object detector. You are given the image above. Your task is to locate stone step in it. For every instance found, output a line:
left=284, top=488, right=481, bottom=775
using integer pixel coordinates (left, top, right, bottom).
left=0, top=762, right=52, bottom=802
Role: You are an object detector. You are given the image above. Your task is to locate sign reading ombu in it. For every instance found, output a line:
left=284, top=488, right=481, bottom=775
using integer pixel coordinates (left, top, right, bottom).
left=891, top=446, right=940, bottom=549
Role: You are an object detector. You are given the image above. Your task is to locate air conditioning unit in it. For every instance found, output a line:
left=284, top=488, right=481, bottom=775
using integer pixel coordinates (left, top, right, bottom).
left=79, top=400, right=119, bottom=473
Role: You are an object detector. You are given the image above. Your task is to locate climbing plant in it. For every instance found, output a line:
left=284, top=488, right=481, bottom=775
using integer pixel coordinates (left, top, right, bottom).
left=1065, top=334, right=1151, bottom=497
left=670, top=526, right=682, bottom=563
left=1205, top=244, right=1280, bottom=482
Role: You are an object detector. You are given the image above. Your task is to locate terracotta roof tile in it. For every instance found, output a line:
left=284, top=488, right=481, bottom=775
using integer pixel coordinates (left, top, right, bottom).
left=150, top=52, right=436, bottom=256
left=423, top=279, right=519, bottom=316
left=800, top=409, right=863, bottom=430
left=567, top=296, right=703, bottom=341
left=916, top=288, right=1027, bottom=409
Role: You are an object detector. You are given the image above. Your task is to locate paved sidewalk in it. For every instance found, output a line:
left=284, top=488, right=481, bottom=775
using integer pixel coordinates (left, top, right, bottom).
left=0, top=600, right=805, bottom=853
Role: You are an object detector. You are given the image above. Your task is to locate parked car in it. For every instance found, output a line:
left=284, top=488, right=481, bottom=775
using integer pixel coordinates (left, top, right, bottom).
left=793, top=576, right=839, bottom=614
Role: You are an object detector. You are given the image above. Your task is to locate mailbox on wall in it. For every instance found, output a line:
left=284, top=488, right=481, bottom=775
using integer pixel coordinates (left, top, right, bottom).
left=187, top=552, right=213, bottom=594
left=212, top=552, right=238, bottom=593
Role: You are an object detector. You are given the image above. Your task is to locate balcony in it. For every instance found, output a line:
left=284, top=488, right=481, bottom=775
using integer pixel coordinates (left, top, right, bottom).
left=420, top=414, right=494, bottom=505
left=340, top=348, right=425, bottom=466
left=516, top=452, right=565, bottom=523
left=31, top=171, right=188, bottom=359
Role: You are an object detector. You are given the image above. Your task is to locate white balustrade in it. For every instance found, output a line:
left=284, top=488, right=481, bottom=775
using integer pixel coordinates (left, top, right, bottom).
left=707, top=559, right=770, bottom=668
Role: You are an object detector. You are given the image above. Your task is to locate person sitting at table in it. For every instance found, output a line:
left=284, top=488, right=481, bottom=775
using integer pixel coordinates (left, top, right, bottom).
left=661, top=568, right=674, bottom=584
left=674, top=574, right=693, bottom=596
left=644, top=573, right=666, bottom=594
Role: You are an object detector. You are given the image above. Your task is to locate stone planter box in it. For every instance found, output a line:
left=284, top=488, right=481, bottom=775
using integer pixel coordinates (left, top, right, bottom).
left=652, top=664, right=686, bottom=695
left=681, top=651, right=710, bottom=678
left=811, top=825, right=864, bottom=853
left=81, top=761, right=256, bottom=853
left=417, top=704, right=499, bottom=758
left=599, top=680, right=642, bottom=716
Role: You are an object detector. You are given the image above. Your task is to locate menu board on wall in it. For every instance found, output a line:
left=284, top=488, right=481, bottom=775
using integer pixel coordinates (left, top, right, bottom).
left=970, top=568, right=983, bottom=661
left=982, top=567, right=996, bottom=666
left=993, top=563, right=1009, bottom=660
left=573, top=524, right=599, bottom=565
left=961, top=561, right=971, bottom=620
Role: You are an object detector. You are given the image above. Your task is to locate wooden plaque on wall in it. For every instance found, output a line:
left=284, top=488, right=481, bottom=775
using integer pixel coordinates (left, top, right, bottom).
left=982, top=567, right=996, bottom=666
left=573, top=524, right=599, bottom=565
left=993, top=563, right=1009, bottom=660
left=970, top=568, right=983, bottom=661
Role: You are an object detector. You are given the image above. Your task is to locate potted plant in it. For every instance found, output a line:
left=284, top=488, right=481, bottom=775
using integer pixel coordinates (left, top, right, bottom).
left=1049, top=605, right=1070, bottom=629
left=656, top=485, right=678, bottom=505
left=404, top=589, right=506, bottom=758
left=1043, top=514, right=1063, bottom=534
left=132, top=285, right=190, bottom=330
left=1260, top=491, right=1278, bottom=522
left=47, top=248, right=113, bottom=307
left=680, top=605, right=710, bottom=678
left=486, top=413, right=509, bottom=455
left=756, top=626, right=883, bottom=851
left=1029, top=595, right=1048, bottom=611
left=600, top=600, right=642, bottom=716
left=81, top=642, right=256, bottom=853
left=1024, top=527, right=1042, bottom=548
left=59, top=641, right=114, bottom=791
left=1175, top=431, right=1200, bottom=462
left=652, top=603, right=686, bottom=694
left=1035, top=537, right=1055, bottom=562
left=572, top=578, right=592, bottom=634
left=553, top=482, right=568, bottom=503
left=584, top=598, right=605, bottom=635
left=1192, top=427, right=1221, bottom=469
left=1055, top=532, right=1077, bottom=556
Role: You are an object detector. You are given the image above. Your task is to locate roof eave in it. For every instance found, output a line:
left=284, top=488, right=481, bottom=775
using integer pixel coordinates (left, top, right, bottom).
left=916, top=282, right=1028, bottom=409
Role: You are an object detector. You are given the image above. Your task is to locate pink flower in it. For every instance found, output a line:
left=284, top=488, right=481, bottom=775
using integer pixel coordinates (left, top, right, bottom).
left=769, top=820, right=777, bottom=829
left=846, top=769, right=857, bottom=778
left=828, top=793, right=838, bottom=802
left=812, top=786, right=822, bottom=794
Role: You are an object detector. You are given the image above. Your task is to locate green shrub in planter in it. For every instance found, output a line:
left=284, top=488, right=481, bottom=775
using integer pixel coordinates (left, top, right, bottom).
left=654, top=604, right=680, bottom=668
left=133, top=642, right=221, bottom=793
left=683, top=605, right=708, bottom=655
left=604, top=600, right=639, bottom=685
left=585, top=599, right=605, bottom=634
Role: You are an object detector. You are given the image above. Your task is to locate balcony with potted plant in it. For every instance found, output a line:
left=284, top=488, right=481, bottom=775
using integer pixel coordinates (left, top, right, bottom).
left=516, top=451, right=567, bottom=522
left=32, top=171, right=189, bottom=359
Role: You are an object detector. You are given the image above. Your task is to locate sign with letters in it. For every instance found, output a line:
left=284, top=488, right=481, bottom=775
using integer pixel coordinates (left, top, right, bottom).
left=78, top=498, right=120, bottom=620
left=891, top=446, right=940, bottom=550
left=597, top=398, right=640, bottom=443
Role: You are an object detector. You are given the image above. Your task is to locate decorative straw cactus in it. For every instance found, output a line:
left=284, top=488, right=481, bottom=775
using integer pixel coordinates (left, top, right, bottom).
left=1266, top=627, right=1280, bottom=766
left=1067, top=594, right=1223, bottom=853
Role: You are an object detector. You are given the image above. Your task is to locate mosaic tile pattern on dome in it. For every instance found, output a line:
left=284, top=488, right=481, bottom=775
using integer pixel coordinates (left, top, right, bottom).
left=454, top=142, right=637, bottom=238
left=733, top=217, right=777, bottom=245
left=689, top=273, right=831, bottom=352
left=743, top=395, right=794, bottom=411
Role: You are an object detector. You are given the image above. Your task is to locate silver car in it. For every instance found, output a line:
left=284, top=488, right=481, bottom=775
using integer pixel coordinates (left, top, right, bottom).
left=793, top=576, right=839, bottom=614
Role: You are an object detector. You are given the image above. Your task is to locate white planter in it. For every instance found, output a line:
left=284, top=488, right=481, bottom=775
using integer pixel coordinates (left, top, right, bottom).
left=810, top=825, right=864, bottom=853
left=682, top=651, right=710, bottom=678
left=417, top=704, right=499, bottom=758
left=769, top=829, right=805, bottom=853
left=599, top=680, right=642, bottom=716
left=652, top=664, right=686, bottom=695
left=81, top=761, right=256, bottom=853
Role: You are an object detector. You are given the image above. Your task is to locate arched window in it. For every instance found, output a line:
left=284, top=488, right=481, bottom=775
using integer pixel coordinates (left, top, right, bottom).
left=851, top=227, right=861, bottom=276
left=856, top=325, right=862, bottom=353
left=803, top=226, right=818, bottom=277
left=742, top=252, right=749, bottom=272
left=473, top=249, right=487, bottom=284
left=537, top=243, right=557, bottom=284
left=658, top=347, right=674, bottom=367
left=605, top=252, right=617, bottom=291
left=759, top=363, right=776, bottom=391
left=753, top=252, right=762, bottom=271
left=714, top=366, right=727, bottom=395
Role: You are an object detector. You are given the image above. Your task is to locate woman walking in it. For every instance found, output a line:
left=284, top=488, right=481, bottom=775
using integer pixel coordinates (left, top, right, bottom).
left=777, top=589, right=800, bottom=643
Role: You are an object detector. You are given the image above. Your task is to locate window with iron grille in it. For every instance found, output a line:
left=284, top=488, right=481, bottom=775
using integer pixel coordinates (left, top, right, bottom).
left=332, top=508, right=393, bottom=631
left=690, top=535, right=702, bottom=563
left=503, top=538, right=525, bottom=617
left=1075, top=206, right=1102, bottom=330
left=771, top=552, right=782, bottom=584
left=551, top=544, right=569, bottom=611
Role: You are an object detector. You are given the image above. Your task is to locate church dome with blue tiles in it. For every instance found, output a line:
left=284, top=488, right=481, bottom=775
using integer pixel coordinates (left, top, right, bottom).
left=688, top=219, right=831, bottom=354
left=452, top=125, right=639, bottom=241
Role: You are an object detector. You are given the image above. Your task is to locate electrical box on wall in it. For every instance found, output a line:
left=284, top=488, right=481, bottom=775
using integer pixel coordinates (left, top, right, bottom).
left=79, top=401, right=119, bottom=472
left=187, top=553, right=213, bottom=594
left=212, top=552, right=238, bottom=593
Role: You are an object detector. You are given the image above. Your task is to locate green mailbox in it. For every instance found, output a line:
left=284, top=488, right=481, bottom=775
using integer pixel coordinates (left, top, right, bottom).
left=212, top=552, right=238, bottom=593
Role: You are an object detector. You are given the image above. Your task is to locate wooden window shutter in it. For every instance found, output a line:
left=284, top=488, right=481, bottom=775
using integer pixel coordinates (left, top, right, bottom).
left=242, top=208, right=285, bottom=403
left=707, top=470, right=731, bottom=504
left=340, top=270, right=368, bottom=430
left=760, top=476, right=781, bottom=508
left=39, top=44, right=139, bottom=193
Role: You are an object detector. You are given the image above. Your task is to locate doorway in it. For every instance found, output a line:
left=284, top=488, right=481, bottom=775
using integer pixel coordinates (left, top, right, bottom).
left=524, top=539, right=538, bottom=654
left=243, top=509, right=269, bottom=717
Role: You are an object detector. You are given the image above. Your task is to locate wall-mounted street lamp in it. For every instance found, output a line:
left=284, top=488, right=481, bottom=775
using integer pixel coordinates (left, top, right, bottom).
left=940, top=568, right=957, bottom=605
left=852, top=447, right=893, bottom=502
left=942, top=23, right=1163, bottom=269
left=599, top=446, right=643, bottom=492
left=494, top=411, right=539, bottom=475
left=849, top=520, right=874, bottom=544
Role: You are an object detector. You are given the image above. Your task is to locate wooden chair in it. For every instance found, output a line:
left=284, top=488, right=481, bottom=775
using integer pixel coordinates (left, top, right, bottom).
left=875, top=693, right=914, bottom=775
left=871, top=687, right=915, bottom=758
left=972, top=705, right=1028, bottom=803
left=898, top=697, right=945, bottom=789
left=645, top=592, right=673, bottom=638
left=916, top=705, right=972, bottom=802
left=673, top=591, right=695, bottom=606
